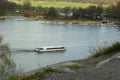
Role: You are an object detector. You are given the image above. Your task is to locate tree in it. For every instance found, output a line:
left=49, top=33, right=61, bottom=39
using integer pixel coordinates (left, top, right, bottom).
left=0, top=0, right=17, bottom=16
left=106, top=5, right=116, bottom=18
left=72, top=8, right=80, bottom=19
left=63, top=7, right=72, bottom=18
left=106, top=1, right=120, bottom=20
left=23, top=0, right=31, bottom=11
left=96, top=5, right=103, bottom=19
left=0, top=36, right=15, bottom=80
left=87, top=6, right=96, bottom=19
left=116, top=1, right=120, bottom=20
left=46, top=7, right=57, bottom=18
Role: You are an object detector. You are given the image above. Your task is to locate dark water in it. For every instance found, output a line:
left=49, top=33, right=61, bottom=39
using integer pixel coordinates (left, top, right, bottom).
left=0, top=16, right=120, bottom=72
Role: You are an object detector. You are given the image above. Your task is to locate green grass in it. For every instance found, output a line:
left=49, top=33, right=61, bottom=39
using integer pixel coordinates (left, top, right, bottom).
left=32, top=2, right=97, bottom=8
left=8, top=65, right=81, bottom=80
left=9, top=0, right=108, bottom=8
left=60, top=64, right=81, bottom=69
left=8, top=67, right=56, bottom=80
left=91, top=42, right=120, bottom=58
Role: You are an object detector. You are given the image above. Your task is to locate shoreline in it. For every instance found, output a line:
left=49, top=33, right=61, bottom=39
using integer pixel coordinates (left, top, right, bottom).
left=25, top=50, right=117, bottom=74
left=3, top=16, right=118, bottom=27
left=25, top=51, right=120, bottom=80
left=41, top=19, right=118, bottom=27
left=0, top=16, right=8, bottom=19
left=41, top=19, right=102, bottom=24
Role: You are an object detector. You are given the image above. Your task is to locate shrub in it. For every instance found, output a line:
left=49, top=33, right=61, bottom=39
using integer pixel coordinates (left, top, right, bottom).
left=91, top=42, right=120, bottom=57
left=9, top=67, right=56, bottom=80
left=0, top=36, right=16, bottom=80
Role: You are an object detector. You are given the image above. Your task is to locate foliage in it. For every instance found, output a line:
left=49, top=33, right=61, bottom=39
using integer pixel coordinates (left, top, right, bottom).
left=46, top=7, right=57, bottom=17
left=76, top=5, right=103, bottom=20
left=0, top=36, right=16, bottom=80
left=0, top=0, right=17, bottom=16
left=23, top=0, right=31, bottom=10
left=45, top=5, right=104, bottom=20
left=91, top=42, right=120, bottom=58
left=8, top=67, right=56, bottom=80
left=106, top=1, right=120, bottom=20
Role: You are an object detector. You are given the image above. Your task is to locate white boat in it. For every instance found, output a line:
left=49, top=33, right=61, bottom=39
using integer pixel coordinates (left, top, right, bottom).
left=35, top=46, right=66, bottom=52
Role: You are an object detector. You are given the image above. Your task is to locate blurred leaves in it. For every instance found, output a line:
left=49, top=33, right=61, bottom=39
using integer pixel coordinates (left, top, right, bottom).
left=0, top=36, right=16, bottom=80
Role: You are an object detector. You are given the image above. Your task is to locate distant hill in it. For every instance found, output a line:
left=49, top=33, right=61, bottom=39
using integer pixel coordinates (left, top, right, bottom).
left=33, top=0, right=120, bottom=4
left=9, top=0, right=120, bottom=4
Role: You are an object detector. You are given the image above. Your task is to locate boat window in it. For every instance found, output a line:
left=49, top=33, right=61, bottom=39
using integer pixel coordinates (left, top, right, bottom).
left=40, top=48, right=44, bottom=50
left=47, top=47, right=64, bottom=49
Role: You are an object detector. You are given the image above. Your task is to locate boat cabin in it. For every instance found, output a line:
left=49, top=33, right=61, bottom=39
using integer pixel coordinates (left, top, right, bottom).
left=35, top=46, right=66, bottom=52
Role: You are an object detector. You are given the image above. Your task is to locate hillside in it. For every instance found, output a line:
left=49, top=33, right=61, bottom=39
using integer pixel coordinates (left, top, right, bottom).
left=10, top=0, right=120, bottom=4
left=8, top=0, right=108, bottom=8
left=37, top=0, right=120, bottom=4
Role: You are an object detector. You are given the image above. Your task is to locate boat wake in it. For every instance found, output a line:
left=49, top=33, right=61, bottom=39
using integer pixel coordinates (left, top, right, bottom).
left=10, top=48, right=34, bottom=55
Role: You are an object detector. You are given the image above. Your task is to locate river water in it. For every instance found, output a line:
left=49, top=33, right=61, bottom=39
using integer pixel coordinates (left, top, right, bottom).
left=0, top=16, right=120, bottom=72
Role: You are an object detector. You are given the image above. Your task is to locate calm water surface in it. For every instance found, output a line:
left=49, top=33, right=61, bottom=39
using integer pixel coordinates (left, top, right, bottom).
left=0, top=16, right=120, bottom=72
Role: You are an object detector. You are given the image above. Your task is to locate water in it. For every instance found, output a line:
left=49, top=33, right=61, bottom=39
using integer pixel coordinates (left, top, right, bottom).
left=0, top=16, right=120, bottom=72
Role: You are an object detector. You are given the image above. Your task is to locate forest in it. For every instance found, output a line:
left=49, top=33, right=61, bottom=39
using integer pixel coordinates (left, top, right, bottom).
left=0, top=0, right=120, bottom=21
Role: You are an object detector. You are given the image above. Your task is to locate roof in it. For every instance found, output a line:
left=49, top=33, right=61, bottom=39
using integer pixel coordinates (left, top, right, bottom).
left=37, top=46, right=65, bottom=49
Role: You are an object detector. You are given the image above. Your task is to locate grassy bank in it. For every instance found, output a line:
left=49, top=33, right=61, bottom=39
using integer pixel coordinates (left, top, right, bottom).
left=59, top=64, right=81, bottom=69
left=91, top=42, right=120, bottom=57
left=9, top=67, right=56, bottom=80
left=8, top=64, right=81, bottom=80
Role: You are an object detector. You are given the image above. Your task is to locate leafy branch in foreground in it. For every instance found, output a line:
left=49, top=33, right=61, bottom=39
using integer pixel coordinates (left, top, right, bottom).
left=0, top=36, right=16, bottom=80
